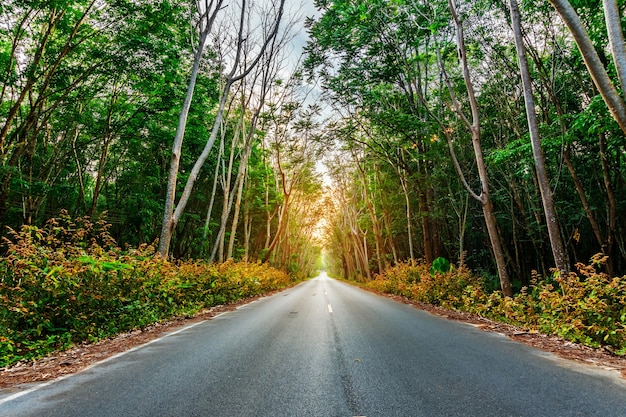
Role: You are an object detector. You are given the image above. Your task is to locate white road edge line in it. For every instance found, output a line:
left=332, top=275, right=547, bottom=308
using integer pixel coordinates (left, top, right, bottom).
left=0, top=292, right=271, bottom=406
left=328, top=304, right=333, bottom=313
left=0, top=318, right=214, bottom=405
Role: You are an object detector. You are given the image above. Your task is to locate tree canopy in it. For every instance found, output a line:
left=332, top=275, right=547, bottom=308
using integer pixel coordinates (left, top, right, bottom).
left=2, top=0, right=626, bottom=288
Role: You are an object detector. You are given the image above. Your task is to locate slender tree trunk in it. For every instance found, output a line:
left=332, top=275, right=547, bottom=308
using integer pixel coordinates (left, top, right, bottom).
left=427, top=186, right=442, bottom=259
left=602, top=0, right=626, bottom=92
left=563, top=148, right=604, bottom=250
left=223, top=114, right=259, bottom=260
left=351, top=227, right=371, bottom=281
left=265, top=190, right=274, bottom=249
left=263, top=196, right=289, bottom=263
left=445, top=0, right=513, bottom=296
left=262, top=137, right=294, bottom=264
left=508, top=0, right=568, bottom=273
left=71, top=120, right=88, bottom=213
left=459, top=191, right=469, bottom=266
left=548, top=0, right=626, bottom=135
left=88, top=92, right=118, bottom=216
left=382, top=206, right=399, bottom=265
left=599, top=132, right=618, bottom=275
left=159, top=0, right=285, bottom=257
left=418, top=188, right=433, bottom=263
left=243, top=182, right=251, bottom=261
left=158, top=24, right=213, bottom=257
left=375, top=169, right=398, bottom=265
left=397, top=150, right=415, bottom=263
left=203, top=133, right=223, bottom=241
left=354, top=155, right=386, bottom=272
left=1, top=8, right=37, bottom=108
left=212, top=114, right=241, bottom=262
left=227, top=165, right=246, bottom=259
left=338, top=220, right=357, bottom=279
left=280, top=212, right=291, bottom=270
left=399, top=172, right=415, bottom=263
left=214, top=19, right=285, bottom=261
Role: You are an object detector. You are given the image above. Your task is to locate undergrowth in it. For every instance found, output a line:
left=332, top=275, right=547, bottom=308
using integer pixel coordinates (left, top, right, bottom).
left=0, top=212, right=295, bottom=368
left=366, top=256, right=626, bottom=355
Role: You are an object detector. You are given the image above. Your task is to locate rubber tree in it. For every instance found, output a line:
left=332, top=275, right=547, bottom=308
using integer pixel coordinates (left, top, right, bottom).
left=261, top=101, right=322, bottom=265
left=158, top=0, right=286, bottom=258
left=158, top=0, right=225, bottom=257
left=0, top=0, right=104, bottom=222
left=211, top=10, right=298, bottom=262
left=305, top=0, right=446, bottom=265
left=548, top=0, right=626, bottom=135
left=442, top=0, right=513, bottom=296
left=507, top=0, right=568, bottom=274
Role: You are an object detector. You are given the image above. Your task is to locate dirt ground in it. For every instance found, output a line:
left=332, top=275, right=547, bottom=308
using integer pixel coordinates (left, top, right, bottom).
left=2, top=289, right=625, bottom=389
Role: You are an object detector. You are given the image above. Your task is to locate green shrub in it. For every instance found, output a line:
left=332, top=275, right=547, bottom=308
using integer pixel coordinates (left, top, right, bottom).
left=430, top=257, right=451, bottom=276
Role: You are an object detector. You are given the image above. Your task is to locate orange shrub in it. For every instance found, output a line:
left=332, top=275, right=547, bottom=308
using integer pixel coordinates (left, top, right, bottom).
left=0, top=213, right=298, bottom=367
left=366, top=255, right=626, bottom=354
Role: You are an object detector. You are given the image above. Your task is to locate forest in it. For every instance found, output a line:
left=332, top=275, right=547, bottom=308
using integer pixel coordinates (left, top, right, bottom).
left=2, top=0, right=626, bottom=361
left=307, top=0, right=626, bottom=294
left=0, top=0, right=325, bottom=277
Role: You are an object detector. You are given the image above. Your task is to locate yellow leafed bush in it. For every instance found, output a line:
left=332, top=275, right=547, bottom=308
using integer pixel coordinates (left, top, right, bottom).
left=367, top=255, right=626, bottom=354
left=0, top=212, right=296, bottom=367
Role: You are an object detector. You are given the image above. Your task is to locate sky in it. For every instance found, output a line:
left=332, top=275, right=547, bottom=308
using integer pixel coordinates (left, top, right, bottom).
left=281, top=1, right=333, bottom=187
left=290, top=1, right=320, bottom=58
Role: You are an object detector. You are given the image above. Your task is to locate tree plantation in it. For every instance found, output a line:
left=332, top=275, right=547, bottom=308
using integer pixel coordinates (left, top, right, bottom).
left=2, top=0, right=626, bottom=363
left=307, top=0, right=626, bottom=291
left=0, top=0, right=324, bottom=275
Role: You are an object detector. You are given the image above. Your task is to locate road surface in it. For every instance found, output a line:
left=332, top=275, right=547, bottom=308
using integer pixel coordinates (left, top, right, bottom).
left=1, top=272, right=625, bottom=416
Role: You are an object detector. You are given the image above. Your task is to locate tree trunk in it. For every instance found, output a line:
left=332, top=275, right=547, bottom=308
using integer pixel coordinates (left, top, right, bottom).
left=88, top=91, right=118, bottom=216
left=243, top=182, right=251, bottom=261
left=212, top=113, right=240, bottom=263
left=602, top=0, right=626, bottom=92
left=159, top=0, right=284, bottom=258
left=355, top=155, right=386, bottom=272
left=445, top=0, right=513, bottom=296
left=263, top=197, right=289, bottom=263
left=599, top=132, right=618, bottom=275
left=158, top=24, right=212, bottom=257
left=548, top=0, right=626, bottom=135
left=399, top=172, right=415, bottom=263
left=508, top=0, right=568, bottom=273
left=418, top=188, right=433, bottom=264
left=563, top=148, right=604, bottom=250
left=227, top=165, right=247, bottom=259
left=202, top=134, right=223, bottom=241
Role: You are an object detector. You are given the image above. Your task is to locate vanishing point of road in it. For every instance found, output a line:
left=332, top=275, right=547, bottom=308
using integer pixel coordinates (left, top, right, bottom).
left=1, top=272, right=625, bottom=416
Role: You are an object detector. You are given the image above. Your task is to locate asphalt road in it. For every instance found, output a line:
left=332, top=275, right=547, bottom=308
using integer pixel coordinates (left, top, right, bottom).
left=1, top=272, right=625, bottom=416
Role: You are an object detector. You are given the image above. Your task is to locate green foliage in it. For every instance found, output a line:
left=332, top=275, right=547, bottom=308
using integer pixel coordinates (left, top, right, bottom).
left=367, top=256, right=626, bottom=354
left=0, top=213, right=295, bottom=367
left=430, top=257, right=451, bottom=276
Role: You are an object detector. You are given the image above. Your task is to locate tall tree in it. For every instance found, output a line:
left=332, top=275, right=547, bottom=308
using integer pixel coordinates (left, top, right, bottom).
left=0, top=0, right=192, bottom=232
left=548, top=0, right=626, bottom=134
left=262, top=100, right=323, bottom=265
left=158, top=0, right=286, bottom=257
left=210, top=11, right=299, bottom=262
left=305, top=0, right=448, bottom=264
left=507, top=0, right=568, bottom=273
left=440, top=0, right=513, bottom=296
